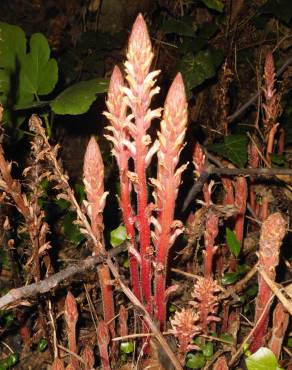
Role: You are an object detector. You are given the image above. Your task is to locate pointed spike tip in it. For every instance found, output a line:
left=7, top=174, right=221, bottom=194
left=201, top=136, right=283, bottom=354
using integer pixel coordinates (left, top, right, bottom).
left=109, top=65, right=124, bottom=95
left=166, top=73, right=186, bottom=108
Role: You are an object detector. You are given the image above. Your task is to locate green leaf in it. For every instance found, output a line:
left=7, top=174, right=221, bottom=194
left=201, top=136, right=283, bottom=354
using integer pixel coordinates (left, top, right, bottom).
left=246, top=284, right=258, bottom=297
left=270, top=153, right=288, bottom=167
left=6, top=353, right=18, bottom=366
left=245, top=347, right=282, bottom=370
left=196, top=0, right=224, bottom=12
left=110, top=225, right=127, bottom=248
left=287, top=337, right=292, bottom=347
left=226, top=227, right=241, bottom=257
left=177, top=49, right=223, bottom=94
left=63, top=212, right=84, bottom=244
left=161, top=17, right=197, bottom=37
left=19, top=33, right=58, bottom=96
left=0, top=22, right=26, bottom=70
left=236, top=264, right=249, bottom=275
left=37, top=338, right=48, bottom=352
left=202, top=342, right=213, bottom=358
left=50, top=78, right=108, bottom=115
left=14, top=100, right=51, bottom=111
left=186, top=353, right=206, bottom=369
left=120, top=342, right=134, bottom=354
left=207, top=134, right=248, bottom=167
left=219, top=333, right=234, bottom=344
left=221, top=272, right=238, bottom=285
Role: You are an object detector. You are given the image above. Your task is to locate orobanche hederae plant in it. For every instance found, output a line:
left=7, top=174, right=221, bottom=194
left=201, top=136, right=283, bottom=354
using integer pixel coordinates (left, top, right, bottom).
left=0, top=12, right=288, bottom=370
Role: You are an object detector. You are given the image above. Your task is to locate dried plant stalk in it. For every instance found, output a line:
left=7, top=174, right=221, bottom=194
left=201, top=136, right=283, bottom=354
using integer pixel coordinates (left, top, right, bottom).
left=251, top=212, right=286, bottom=352
left=152, top=73, right=187, bottom=329
left=97, top=320, right=111, bottom=370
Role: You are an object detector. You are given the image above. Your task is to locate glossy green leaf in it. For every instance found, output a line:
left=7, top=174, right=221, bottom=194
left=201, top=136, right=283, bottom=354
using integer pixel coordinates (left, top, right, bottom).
left=0, top=22, right=26, bottom=70
left=246, top=284, right=258, bottom=297
left=202, top=342, right=213, bottom=358
left=120, top=342, right=134, bottom=354
left=287, top=337, right=292, bottom=347
left=207, top=134, right=248, bottom=167
left=196, top=0, right=224, bottom=12
left=19, top=33, right=58, bottom=96
left=219, top=333, right=234, bottom=344
left=270, top=153, right=288, bottom=167
left=186, top=353, right=206, bottom=369
left=222, top=272, right=238, bottom=285
left=63, top=212, right=84, bottom=244
left=110, top=225, right=127, bottom=248
left=50, top=78, right=108, bottom=115
left=177, top=49, right=223, bottom=94
left=6, top=353, right=18, bottom=366
left=236, top=264, right=249, bottom=275
left=226, top=227, right=241, bottom=257
left=14, top=100, right=51, bottom=111
left=245, top=347, right=283, bottom=370
left=38, top=338, right=48, bottom=352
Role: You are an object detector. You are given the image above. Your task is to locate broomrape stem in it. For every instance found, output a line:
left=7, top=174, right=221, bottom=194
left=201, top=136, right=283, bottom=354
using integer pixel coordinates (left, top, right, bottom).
left=153, top=73, right=187, bottom=329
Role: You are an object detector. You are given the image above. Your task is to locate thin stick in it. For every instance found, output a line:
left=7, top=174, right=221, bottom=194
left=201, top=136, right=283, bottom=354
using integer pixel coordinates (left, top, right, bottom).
left=219, top=264, right=258, bottom=300
left=182, top=163, right=291, bottom=212
left=0, top=245, right=126, bottom=310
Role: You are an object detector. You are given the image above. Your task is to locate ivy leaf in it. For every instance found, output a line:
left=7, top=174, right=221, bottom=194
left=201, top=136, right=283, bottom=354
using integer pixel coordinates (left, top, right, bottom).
left=177, top=49, right=223, bottom=95
left=195, top=0, right=224, bottom=12
left=110, top=225, right=127, bottom=248
left=120, top=342, right=134, bottom=354
left=202, top=342, right=213, bottom=358
left=19, top=33, right=58, bottom=96
left=0, top=22, right=26, bottom=70
left=221, top=272, right=238, bottom=285
left=50, top=78, right=108, bottom=115
left=226, top=227, right=241, bottom=257
left=186, top=353, right=206, bottom=369
left=207, top=134, right=248, bottom=167
left=37, top=338, right=48, bottom=352
left=245, top=347, right=283, bottom=370
left=161, top=17, right=197, bottom=37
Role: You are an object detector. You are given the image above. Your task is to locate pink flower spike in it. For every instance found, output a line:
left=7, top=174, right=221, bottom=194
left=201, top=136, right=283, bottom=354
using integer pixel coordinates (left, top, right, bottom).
left=127, top=14, right=153, bottom=81
left=83, top=137, right=108, bottom=240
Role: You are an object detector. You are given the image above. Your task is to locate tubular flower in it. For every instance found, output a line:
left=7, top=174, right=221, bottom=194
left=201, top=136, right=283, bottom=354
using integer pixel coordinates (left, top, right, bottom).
left=190, top=276, right=221, bottom=332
